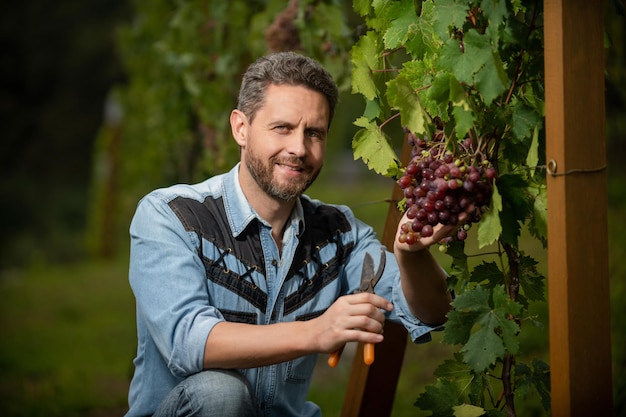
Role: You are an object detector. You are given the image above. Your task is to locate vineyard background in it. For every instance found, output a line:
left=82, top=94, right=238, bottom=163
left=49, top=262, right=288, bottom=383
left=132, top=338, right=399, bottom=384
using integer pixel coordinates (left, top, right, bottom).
left=1, top=1, right=624, bottom=416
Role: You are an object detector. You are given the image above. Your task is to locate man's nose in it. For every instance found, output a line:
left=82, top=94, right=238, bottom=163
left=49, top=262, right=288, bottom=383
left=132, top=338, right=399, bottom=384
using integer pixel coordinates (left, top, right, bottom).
left=286, top=131, right=307, bottom=157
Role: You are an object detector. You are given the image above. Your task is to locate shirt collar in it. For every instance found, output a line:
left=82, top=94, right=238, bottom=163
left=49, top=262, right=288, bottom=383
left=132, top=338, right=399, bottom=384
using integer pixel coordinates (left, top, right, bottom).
left=222, top=163, right=305, bottom=238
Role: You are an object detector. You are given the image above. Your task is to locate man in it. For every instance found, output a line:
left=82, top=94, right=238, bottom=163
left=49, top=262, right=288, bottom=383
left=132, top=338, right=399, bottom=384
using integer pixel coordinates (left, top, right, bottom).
left=125, top=52, right=457, bottom=417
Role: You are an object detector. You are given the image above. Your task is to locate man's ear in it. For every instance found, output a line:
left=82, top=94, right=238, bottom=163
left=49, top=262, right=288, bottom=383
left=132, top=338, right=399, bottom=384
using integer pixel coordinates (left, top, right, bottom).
left=230, top=109, right=248, bottom=147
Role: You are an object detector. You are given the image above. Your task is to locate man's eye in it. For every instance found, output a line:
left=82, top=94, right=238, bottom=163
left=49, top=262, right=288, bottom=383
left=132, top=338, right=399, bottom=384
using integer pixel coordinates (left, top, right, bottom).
left=307, top=130, right=325, bottom=140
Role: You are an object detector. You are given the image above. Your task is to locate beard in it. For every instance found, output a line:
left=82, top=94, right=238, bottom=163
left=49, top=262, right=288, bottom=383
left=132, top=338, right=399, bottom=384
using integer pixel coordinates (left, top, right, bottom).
left=245, top=150, right=321, bottom=202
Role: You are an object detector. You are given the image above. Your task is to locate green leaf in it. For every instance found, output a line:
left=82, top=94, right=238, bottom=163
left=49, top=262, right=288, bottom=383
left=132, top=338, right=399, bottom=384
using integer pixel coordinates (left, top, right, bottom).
left=477, top=183, right=502, bottom=248
left=446, top=239, right=469, bottom=288
left=435, top=354, right=493, bottom=408
left=444, top=286, right=491, bottom=345
left=481, top=0, right=509, bottom=45
left=445, top=307, right=484, bottom=346
left=515, top=359, right=551, bottom=411
left=351, top=31, right=381, bottom=100
left=383, top=0, right=417, bottom=49
left=352, top=117, right=400, bottom=176
left=511, top=100, right=540, bottom=141
left=450, top=77, right=475, bottom=138
left=439, top=30, right=492, bottom=85
left=432, top=0, right=470, bottom=39
left=353, top=0, right=371, bottom=16
left=528, top=183, right=547, bottom=247
left=405, top=1, right=439, bottom=59
left=414, top=378, right=459, bottom=416
left=452, top=286, right=521, bottom=372
left=497, top=174, right=532, bottom=246
left=461, top=314, right=506, bottom=371
left=453, top=403, right=486, bottom=417
left=387, top=74, right=428, bottom=134
left=470, top=261, right=503, bottom=287
left=438, top=39, right=471, bottom=84
left=435, top=353, right=472, bottom=380
left=363, top=99, right=381, bottom=120
left=474, top=49, right=509, bottom=105
left=526, top=124, right=540, bottom=174
left=518, top=254, right=545, bottom=302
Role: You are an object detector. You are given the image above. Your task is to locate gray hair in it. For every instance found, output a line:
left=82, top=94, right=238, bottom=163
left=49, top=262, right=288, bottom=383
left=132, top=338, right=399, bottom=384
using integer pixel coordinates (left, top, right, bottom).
left=237, top=52, right=339, bottom=128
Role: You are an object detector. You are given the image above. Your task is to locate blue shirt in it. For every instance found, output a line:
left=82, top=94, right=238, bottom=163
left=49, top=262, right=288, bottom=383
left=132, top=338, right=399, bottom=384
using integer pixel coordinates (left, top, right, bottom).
left=125, top=164, right=440, bottom=417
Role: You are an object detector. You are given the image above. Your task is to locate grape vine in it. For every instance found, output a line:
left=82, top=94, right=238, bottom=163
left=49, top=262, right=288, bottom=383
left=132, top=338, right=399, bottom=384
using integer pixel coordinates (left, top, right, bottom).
left=349, top=0, right=549, bottom=415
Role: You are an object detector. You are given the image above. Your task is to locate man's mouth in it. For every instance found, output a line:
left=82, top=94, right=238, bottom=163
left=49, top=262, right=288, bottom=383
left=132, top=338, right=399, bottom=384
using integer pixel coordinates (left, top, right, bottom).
left=275, top=159, right=307, bottom=173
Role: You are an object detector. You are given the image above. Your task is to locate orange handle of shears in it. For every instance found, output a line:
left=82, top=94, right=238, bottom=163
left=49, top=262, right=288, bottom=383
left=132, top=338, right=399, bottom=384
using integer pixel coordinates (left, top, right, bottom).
left=328, top=342, right=376, bottom=367
left=363, top=342, right=375, bottom=365
left=328, top=345, right=344, bottom=368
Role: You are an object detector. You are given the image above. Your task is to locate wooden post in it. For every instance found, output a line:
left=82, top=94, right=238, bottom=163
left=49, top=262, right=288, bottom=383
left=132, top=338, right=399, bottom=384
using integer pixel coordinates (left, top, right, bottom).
left=544, top=1, right=613, bottom=416
left=340, top=139, right=411, bottom=417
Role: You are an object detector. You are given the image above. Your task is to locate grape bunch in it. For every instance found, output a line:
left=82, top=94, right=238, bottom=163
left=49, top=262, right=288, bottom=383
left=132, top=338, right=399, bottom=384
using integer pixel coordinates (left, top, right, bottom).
left=397, top=128, right=497, bottom=246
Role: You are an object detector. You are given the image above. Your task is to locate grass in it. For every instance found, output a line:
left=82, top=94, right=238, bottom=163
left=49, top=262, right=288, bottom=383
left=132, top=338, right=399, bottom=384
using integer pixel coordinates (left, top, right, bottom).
left=0, top=260, right=135, bottom=417
left=0, top=159, right=624, bottom=416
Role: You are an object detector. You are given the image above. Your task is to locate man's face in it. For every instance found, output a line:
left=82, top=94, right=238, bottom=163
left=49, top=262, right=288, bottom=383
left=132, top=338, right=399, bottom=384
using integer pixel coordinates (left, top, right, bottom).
left=236, top=84, right=329, bottom=202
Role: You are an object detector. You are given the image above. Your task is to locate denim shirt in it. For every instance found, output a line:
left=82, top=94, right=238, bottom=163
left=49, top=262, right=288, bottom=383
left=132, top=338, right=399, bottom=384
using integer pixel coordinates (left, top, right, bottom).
left=125, top=164, right=440, bottom=417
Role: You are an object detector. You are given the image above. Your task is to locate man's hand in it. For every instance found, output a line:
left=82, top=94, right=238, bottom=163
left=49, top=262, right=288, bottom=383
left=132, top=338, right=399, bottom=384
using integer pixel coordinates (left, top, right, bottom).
left=310, top=292, right=393, bottom=353
left=394, top=209, right=470, bottom=253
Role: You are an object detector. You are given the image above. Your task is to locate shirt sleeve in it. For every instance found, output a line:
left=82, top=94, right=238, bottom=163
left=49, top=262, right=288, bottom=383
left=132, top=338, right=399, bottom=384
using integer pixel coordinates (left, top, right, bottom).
left=129, top=192, right=224, bottom=377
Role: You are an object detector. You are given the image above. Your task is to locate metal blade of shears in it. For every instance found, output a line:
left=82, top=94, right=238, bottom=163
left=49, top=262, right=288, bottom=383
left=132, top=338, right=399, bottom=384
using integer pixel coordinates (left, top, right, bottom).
left=359, top=249, right=386, bottom=294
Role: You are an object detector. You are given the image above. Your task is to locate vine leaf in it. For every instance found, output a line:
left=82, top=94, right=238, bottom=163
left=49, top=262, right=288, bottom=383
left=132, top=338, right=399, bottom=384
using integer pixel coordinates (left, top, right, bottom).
left=477, top=182, right=502, bottom=248
left=453, top=403, right=486, bottom=417
left=498, top=173, right=532, bottom=247
left=405, top=1, right=439, bottom=59
left=387, top=74, right=428, bottom=134
left=432, top=0, right=470, bottom=39
left=474, top=49, right=509, bottom=105
left=446, top=285, right=521, bottom=373
left=518, top=254, right=545, bottom=302
left=481, top=0, right=509, bottom=45
left=414, top=378, right=460, bottom=416
left=526, top=124, right=540, bottom=174
left=528, top=183, right=548, bottom=247
left=470, top=261, right=502, bottom=287
left=439, top=30, right=492, bottom=84
left=351, top=32, right=381, bottom=101
left=450, top=76, right=476, bottom=139
left=352, top=0, right=370, bottom=17
left=352, top=116, right=400, bottom=176
left=511, top=100, right=540, bottom=141
left=446, top=240, right=469, bottom=287
left=515, top=359, right=551, bottom=411
left=383, top=0, right=417, bottom=49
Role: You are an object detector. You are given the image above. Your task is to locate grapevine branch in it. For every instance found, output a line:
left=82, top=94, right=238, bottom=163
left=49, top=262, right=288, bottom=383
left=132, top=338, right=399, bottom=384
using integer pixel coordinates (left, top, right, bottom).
left=502, top=243, right=521, bottom=417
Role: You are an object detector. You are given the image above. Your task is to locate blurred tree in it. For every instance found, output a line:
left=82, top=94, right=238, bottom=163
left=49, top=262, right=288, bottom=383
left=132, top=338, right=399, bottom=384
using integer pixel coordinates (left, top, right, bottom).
left=0, top=0, right=129, bottom=266
left=605, top=1, right=626, bottom=161
left=87, top=0, right=361, bottom=259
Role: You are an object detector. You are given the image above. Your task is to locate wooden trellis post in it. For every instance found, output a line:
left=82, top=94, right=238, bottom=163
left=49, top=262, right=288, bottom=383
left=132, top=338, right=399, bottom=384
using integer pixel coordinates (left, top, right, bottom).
left=544, top=0, right=613, bottom=415
left=340, top=140, right=411, bottom=417
left=341, top=1, right=614, bottom=416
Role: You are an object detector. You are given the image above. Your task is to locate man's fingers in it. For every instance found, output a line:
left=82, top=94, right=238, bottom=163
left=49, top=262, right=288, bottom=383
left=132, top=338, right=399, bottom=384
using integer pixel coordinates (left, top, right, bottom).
left=344, top=292, right=393, bottom=312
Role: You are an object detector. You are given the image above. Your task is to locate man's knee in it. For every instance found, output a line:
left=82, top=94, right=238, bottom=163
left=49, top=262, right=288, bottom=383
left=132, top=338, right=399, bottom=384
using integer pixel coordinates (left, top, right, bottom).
left=155, top=370, right=257, bottom=417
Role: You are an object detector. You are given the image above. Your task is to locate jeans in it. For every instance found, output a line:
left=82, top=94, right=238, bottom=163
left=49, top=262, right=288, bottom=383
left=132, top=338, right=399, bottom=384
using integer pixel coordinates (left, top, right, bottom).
left=152, top=370, right=257, bottom=417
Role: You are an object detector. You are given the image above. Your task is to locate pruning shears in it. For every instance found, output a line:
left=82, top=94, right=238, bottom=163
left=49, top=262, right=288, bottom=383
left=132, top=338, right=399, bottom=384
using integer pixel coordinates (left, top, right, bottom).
left=328, top=249, right=386, bottom=367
